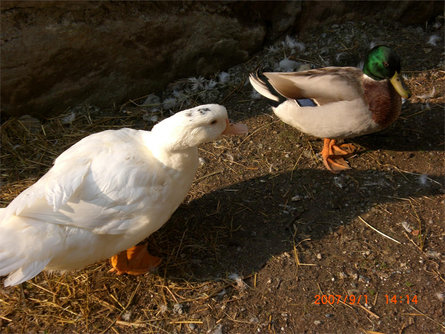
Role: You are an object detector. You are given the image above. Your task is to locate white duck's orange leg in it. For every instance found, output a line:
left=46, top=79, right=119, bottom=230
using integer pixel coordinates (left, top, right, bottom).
left=321, top=138, right=356, bottom=173
left=109, top=243, right=161, bottom=275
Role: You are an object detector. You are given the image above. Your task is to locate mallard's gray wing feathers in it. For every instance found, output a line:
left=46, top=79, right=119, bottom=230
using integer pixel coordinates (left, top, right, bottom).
left=262, top=67, right=364, bottom=105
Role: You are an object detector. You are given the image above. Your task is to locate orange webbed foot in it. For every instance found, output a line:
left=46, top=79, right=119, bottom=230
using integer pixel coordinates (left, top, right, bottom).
left=109, top=243, right=162, bottom=276
left=321, top=138, right=357, bottom=173
left=331, top=142, right=356, bottom=156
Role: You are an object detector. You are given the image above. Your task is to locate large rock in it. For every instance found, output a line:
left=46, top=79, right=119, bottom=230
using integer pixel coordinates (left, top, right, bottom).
left=0, top=1, right=441, bottom=118
left=297, top=1, right=442, bottom=31
left=0, top=1, right=301, bottom=118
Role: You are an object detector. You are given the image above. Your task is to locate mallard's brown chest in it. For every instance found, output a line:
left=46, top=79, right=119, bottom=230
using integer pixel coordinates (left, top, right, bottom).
left=363, top=79, right=402, bottom=129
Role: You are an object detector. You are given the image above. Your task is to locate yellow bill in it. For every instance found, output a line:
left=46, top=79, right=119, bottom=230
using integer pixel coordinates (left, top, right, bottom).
left=390, top=72, right=411, bottom=99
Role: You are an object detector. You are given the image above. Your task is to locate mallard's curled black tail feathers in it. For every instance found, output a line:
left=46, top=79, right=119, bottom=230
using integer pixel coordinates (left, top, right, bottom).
left=249, top=71, right=286, bottom=107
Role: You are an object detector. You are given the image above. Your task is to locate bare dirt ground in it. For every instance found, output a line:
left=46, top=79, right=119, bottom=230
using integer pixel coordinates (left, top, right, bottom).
left=1, top=18, right=444, bottom=334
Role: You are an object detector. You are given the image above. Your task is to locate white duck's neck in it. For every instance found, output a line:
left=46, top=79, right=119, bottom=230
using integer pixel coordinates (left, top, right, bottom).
left=141, top=131, right=199, bottom=171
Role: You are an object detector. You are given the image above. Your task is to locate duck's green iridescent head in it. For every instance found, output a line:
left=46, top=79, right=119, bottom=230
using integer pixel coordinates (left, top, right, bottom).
left=363, top=45, right=411, bottom=98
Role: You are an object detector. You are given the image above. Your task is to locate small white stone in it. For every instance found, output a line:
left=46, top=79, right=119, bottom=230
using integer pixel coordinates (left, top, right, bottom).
left=211, top=324, right=223, bottom=334
left=229, top=273, right=248, bottom=290
left=425, top=250, right=441, bottom=259
left=291, top=194, right=302, bottom=202
left=418, top=174, right=429, bottom=186
left=173, top=303, right=183, bottom=315
left=122, top=311, right=132, bottom=321
left=333, top=176, right=344, bottom=189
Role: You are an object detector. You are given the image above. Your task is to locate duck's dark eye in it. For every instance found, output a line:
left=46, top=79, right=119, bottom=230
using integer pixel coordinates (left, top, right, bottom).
left=210, top=120, right=217, bottom=125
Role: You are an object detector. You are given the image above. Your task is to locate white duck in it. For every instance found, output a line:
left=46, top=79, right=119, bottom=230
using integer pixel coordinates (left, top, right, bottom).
left=0, top=104, right=248, bottom=287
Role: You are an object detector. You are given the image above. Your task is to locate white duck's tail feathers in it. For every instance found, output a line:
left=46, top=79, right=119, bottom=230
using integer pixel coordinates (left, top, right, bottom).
left=0, top=253, right=26, bottom=276
left=0, top=214, right=54, bottom=287
left=0, top=247, right=49, bottom=287
left=2, top=259, right=50, bottom=287
left=249, top=71, right=286, bottom=106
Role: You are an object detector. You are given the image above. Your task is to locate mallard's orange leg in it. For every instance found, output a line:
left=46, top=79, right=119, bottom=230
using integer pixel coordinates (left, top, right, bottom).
left=321, top=138, right=357, bottom=173
left=109, top=242, right=162, bottom=275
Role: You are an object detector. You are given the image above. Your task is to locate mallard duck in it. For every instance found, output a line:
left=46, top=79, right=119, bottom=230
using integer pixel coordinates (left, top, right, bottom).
left=0, top=104, right=248, bottom=286
left=249, top=45, right=411, bottom=173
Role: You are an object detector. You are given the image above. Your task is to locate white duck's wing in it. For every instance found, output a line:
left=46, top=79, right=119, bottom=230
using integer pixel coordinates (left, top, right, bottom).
left=2, top=157, right=91, bottom=220
left=261, top=67, right=364, bottom=104
left=2, top=129, right=165, bottom=235
left=0, top=155, right=91, bottom=286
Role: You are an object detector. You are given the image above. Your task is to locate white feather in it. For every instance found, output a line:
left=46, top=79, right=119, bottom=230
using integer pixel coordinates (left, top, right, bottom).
left=275, top=58, right=299, bottom=72
left=427, top=34, right=441, bottom=46
left=218, top=72, right=230, bottom=84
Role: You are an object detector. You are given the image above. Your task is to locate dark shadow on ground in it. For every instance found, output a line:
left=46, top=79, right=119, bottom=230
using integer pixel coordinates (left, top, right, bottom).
left=151, top=167, right=444, bottom=282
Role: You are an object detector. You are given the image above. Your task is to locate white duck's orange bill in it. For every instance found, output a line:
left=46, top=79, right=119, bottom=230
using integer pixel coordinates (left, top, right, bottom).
left=222, top=120, right=248, bottom=135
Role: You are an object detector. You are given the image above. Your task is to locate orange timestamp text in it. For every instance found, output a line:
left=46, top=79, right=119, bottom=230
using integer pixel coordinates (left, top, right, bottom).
left=384, top=294, right=418, bottom=304
left=314, top=294, right=419, bottom=305
left=314, top=294, right=368, bottom=305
